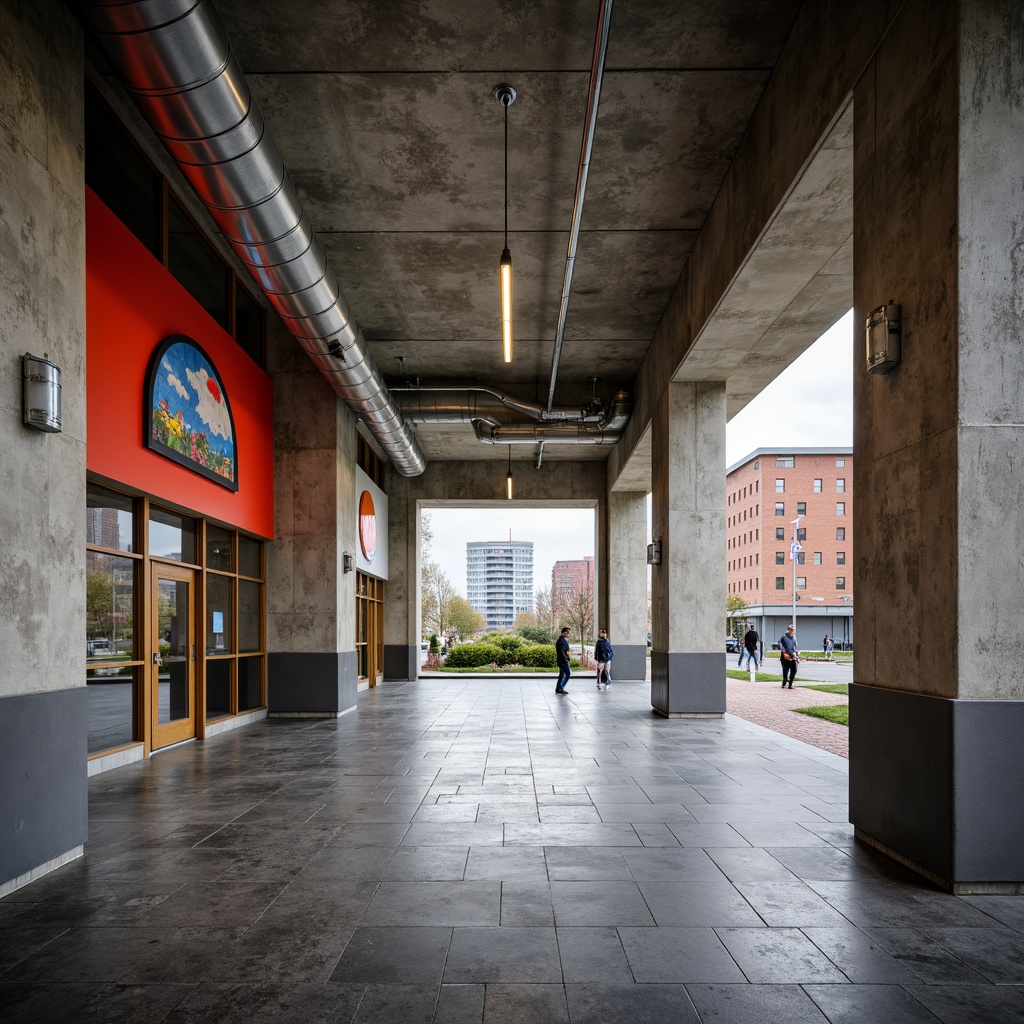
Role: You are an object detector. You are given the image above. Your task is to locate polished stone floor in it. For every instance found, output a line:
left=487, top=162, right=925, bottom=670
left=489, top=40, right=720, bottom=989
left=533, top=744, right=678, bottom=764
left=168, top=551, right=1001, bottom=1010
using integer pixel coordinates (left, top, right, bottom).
left=2, top=679, right=1024, bottom=1023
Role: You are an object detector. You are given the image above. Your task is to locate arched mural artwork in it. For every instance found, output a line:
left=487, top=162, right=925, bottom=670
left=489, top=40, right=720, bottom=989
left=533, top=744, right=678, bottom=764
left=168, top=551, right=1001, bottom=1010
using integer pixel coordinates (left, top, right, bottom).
left=146, top=335, right=238, bottom=491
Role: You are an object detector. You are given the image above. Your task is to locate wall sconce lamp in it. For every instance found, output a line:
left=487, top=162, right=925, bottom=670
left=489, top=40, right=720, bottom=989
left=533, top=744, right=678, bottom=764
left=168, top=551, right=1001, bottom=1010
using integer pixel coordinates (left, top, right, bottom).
left=494, top=84, right=517, bottom=363
left=647, top=539, right=661, bottom=565
left=22, top=353, right=62, bottom=433
left=343, top=552, right=354, bottom=573
left=506, top=445, right=513, bottom=500
left=865, top=302, right=901, bottom=374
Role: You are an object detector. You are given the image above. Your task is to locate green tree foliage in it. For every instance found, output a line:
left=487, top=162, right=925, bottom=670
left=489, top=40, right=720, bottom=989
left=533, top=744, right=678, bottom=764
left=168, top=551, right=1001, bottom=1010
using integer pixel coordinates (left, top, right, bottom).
left=726, top=593, right=748, bottom=635
left=517, top=623, right=556, bottom=645
left=447, top=595, right=484, bottom=640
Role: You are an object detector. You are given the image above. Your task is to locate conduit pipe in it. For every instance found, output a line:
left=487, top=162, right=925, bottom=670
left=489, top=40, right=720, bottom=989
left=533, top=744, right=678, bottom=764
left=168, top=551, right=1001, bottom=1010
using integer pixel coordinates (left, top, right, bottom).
left=392, top=386, right=605, bottom=426
left=473, top=390, right=632, bottom=445
left=545, top=0, right=614, bottom=415
left=79, top=0, right=426, bottom=476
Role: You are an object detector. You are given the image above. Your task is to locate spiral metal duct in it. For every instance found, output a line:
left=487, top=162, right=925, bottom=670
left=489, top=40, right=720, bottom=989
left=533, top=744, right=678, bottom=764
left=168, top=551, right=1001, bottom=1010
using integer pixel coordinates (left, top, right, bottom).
left=79, top=0, right=426, bottom=476
left=394, top=387, right=632, bottom=445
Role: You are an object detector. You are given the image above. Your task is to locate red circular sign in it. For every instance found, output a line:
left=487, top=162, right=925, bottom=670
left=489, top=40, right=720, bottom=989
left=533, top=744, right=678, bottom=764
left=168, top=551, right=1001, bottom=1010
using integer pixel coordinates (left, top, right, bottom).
left=359, top=490, right=376, bottom=562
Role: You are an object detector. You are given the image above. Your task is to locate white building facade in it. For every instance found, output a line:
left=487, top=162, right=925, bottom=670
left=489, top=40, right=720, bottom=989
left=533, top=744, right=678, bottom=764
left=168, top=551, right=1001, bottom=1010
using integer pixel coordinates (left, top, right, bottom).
left=466, top=540, right=534, bottom=632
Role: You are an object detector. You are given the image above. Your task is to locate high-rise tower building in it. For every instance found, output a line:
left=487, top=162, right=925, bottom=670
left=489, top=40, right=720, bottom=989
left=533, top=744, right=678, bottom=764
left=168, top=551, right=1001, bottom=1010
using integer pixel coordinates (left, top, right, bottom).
left=466, top=540, right=534, bottom=632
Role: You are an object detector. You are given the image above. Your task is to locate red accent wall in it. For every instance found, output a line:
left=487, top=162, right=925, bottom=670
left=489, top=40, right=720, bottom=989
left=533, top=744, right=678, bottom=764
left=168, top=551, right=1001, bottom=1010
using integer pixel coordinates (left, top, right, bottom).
left=86, top=189, right=274, bottom=538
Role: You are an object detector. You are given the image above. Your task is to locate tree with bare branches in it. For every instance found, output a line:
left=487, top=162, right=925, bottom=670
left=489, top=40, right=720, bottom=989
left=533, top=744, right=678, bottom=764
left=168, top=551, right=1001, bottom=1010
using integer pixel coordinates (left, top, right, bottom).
left=561, top=579, right=594, bottom=645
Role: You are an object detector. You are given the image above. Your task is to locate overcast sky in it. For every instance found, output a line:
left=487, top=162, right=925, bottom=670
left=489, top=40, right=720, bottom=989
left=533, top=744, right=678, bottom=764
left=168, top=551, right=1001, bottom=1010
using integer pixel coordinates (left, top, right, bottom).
left=424, top=310, right=853, bottom=594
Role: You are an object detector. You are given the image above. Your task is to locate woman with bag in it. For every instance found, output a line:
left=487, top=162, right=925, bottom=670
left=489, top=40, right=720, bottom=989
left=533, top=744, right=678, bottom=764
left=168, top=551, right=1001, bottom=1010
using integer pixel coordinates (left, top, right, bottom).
left=779, top=625, right=799, bottom=688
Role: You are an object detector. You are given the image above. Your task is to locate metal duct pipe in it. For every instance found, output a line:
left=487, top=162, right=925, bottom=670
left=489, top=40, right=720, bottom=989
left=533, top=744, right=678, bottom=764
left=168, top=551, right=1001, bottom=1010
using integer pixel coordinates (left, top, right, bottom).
left=474, top=390, right=632, bottom=445
left=79, top=0, right=426, bottom=477
left=392, top=386, right=599, bottom=426
left=545, top=0, right=614, bottom=414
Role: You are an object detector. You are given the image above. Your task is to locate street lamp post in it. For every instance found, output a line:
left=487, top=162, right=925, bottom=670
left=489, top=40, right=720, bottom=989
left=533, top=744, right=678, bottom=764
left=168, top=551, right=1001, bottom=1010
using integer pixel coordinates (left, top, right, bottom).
left=789, top=515, right=803, bottom=647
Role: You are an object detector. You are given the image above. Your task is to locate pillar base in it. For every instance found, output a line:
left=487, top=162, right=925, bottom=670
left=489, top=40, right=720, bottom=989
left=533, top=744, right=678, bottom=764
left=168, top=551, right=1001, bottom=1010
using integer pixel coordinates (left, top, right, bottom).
left=850, top=684, right=1024, bottom=890
left=384, top=644, right=419, bottom=681
left=609, top=643, right=648, bottom=682
left=268, top=651, right=358, bottom=715
left=650, top=651, right=725, bottom=716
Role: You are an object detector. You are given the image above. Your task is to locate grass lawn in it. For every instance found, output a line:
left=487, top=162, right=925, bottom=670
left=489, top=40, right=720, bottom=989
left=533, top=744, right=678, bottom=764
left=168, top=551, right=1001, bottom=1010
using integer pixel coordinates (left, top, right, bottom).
left=793, top=704, right=849, bottom=726
left=798, top=683, right=849, bottom=695
left=726, top=669, right=783, bottom=683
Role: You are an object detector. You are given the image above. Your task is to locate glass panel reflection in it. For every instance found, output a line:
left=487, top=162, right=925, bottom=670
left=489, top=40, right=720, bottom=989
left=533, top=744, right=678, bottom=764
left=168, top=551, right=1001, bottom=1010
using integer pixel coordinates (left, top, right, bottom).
left=86, top=484, right=134, bottom=552
left=238, top=580, right=260, bottom=653
left=86, top=552, right=135, bottom=662
left=150, top=507, right=197, bottom=563
left=237, top=535, right=261, bottom=579
left=206, top=574, right=232, bottom=654
left=156, top=577, right=190, bottom=724
left=87, top=667, right=137, bottom=754
left=238, top=656, right=263, bottom=711
left=206, top=659, right=231, bottom=720
left=206, top=525, right=232, bottom=571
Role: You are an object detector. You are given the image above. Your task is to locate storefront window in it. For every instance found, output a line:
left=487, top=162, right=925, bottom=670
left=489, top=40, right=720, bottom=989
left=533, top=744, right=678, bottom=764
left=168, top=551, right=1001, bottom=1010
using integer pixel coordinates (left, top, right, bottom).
left=206, top=659, right=232, bottom=721
left=149, top=507, right=197, bottom=563
left=86, top=667, right=137, bottom=754
left=206, top=574, right=233, bottom=654
left=206, top=525, right=232, bottom=571
left=238, top=535, right=261, bottom=578
left=87, top=484, right=135, bottom=552
left=238, top=656, right=263, bottom=712
left=86, top=552, right=136, bottom=662
left=238, top=580, right=261, bottom=653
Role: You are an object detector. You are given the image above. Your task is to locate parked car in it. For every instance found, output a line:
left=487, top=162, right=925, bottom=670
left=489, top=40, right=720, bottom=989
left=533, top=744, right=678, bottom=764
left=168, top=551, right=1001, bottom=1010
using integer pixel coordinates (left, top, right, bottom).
left=725, top=636, right=740, bottom=653
left=87, top=637, right=111, bottom=658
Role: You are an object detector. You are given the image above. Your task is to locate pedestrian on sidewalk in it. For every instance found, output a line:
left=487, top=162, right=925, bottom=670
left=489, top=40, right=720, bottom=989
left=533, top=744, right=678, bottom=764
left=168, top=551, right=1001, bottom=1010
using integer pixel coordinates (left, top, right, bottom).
left=555, top=627, right=572, bottom=694
left=739, top=624, right=760, bottom=671
left=825, top=635, right=834, bottom=660
left=779, top=624, right=799, bottom=688
left=594, top=628, right=614, bottom=689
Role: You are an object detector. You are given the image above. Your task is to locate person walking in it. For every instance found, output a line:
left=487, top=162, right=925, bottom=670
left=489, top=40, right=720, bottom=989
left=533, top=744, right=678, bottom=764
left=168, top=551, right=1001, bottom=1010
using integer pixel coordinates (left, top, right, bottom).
left=594, top=628, right=614, bottom=689
left=779, top=624, right=799, bottom=688
left=555, top=627, right=572, bottom=694
left=741, top=624, right=760, bottom=672
left=825, top=635, right=834, bottom=660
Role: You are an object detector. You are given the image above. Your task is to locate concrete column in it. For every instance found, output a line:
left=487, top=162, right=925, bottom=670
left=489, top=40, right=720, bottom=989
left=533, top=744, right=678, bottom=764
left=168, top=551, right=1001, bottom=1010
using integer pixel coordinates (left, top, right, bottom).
left=266, top=328, right=358, bottom=716
left=650, top=382, right=726, bottom=715
left=607, top=490, right=649, bottom=680
left=850, top=0, right=1024, bottom=890
left=0, top=1, right=88, bottom=893
left=383, top=473, right=420, bottom=680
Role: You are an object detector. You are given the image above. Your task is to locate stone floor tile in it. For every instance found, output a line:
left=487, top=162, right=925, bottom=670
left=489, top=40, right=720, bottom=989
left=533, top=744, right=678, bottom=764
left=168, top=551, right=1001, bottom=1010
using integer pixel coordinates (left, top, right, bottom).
left=550, top=881, right=655, bottom=926
left=443, top=927, right=561, bottom=983
left=165, top=982, right=367, bottom=1023
left=906, top=984, right=1024, bottom=1024
left=705, top=847, right=798, bottom=882
left=464, top=846, right=547, bottom=881
left=666, top=823, right=751, bottom=847
left=636, top=880, right=764, bottom=928
left=0, top=982, right=188, bottom=1024
left=803, top=984, right=943, bottom=1024
left=382, top=847, right=469, bottom=882
left=482, top=983, right=568, bottom=1023
left=351, top=982, right=438, bottom=1024
left=764, top=845, right=878, bottom=881
left=555, top=926, right=632, bottom=983
left=360, top=882, right=500, bottom=927
left=564, top=982, right=701, bottom=1024
left=733, top=880, right=853, bottom=927
left=544, top=846, right=632, bottom=881
left=401, top=823, right=504, bottom=847
left=499, top=882, right=555, bottom=926
left=433, top=983, right=485, bottom=1023
left=330, top=927, right=452, bottom=984
left=618, top=927, right=746, bottom=983
left=686, top=982, right=830, bottom=1023
left=716, top=927, right=848, bottom=984
left=802, top=926, right=922, bottom=984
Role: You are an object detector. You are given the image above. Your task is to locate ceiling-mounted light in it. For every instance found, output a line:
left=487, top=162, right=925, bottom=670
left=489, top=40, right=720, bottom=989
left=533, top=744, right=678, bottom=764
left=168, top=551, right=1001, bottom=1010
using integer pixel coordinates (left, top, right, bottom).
left=506, top=445, right=513, bottom=500
left=495, top=84, right=517, bottom=363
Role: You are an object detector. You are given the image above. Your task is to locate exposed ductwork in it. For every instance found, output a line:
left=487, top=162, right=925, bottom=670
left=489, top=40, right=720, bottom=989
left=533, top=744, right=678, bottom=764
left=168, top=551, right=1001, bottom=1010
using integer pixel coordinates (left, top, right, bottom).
left=394, top=386, right=632, bottom=446
left=79, top=0, right=426, bottom=477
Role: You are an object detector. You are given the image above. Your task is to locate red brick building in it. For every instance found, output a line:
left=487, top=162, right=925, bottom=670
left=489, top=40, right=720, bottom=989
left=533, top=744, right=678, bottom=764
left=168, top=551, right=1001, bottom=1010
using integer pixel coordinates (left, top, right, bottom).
left=552, top=556, right=594, bottom=607
left=726, top=448, right=853, bottom=649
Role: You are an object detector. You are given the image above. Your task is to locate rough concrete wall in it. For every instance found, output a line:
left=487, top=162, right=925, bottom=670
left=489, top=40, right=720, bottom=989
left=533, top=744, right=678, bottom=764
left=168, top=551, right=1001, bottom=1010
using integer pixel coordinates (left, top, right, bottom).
left=267, top=322, right=343, bottom=654
left=853, top=0, right=962, bottom=699
left=334, top=399, right=357, bottom=653
left=956, top=0, right=1024, bottom=698
left=609, top=0, right=902, bottom=488
left=607, top=490, right=648, bottom=645
left=0, top=1, right=85, bottom=698
left=384, top=469, right=419, bottom=650
left=651, top=383, right=726, bottom=652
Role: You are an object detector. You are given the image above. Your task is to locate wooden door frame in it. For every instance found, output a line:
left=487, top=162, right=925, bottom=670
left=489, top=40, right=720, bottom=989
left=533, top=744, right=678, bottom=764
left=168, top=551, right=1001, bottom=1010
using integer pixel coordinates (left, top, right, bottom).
left=150, top=563, right=197, bottom=749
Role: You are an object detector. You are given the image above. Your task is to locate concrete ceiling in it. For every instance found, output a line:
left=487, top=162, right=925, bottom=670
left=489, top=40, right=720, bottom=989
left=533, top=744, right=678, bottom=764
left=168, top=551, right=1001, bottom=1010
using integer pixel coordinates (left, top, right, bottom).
left=214, top=0, right=807, bottom=462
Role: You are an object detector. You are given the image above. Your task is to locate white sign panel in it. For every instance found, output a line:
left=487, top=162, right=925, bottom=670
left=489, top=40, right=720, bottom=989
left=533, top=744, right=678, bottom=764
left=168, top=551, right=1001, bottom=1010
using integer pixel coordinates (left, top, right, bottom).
left=355, top=466, right=389, bottom=580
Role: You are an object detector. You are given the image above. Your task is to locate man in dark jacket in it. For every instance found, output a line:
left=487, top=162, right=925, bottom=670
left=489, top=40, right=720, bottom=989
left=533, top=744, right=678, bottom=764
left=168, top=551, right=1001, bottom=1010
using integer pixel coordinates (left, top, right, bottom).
left=555, top=627, right=572, bottom=694
left=594, top=628, right=614, bottom=689
left=739, top=624, right=760, bottom=670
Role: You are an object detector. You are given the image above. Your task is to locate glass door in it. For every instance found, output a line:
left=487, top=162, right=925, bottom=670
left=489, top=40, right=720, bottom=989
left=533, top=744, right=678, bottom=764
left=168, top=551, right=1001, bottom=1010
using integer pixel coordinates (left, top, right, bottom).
left=151, top=565, right=196, bottom=748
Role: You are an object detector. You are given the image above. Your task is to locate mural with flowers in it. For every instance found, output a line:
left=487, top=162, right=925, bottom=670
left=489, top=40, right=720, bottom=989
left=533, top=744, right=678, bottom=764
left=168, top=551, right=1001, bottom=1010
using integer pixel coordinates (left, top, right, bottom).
left=146, top=335, right=238, bottom=490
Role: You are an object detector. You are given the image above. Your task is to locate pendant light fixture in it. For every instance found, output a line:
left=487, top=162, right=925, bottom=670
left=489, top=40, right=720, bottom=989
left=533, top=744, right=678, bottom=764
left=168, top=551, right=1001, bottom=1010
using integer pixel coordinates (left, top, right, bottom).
left=506, top=445, right=514, bottom=500
left=494, top=84, right=517, bottom=363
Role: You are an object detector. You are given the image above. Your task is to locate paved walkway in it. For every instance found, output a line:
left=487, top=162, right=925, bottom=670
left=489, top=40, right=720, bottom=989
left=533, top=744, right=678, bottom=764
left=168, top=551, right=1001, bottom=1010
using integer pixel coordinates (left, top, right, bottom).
left=2, top=679, right=1022, bottom=1023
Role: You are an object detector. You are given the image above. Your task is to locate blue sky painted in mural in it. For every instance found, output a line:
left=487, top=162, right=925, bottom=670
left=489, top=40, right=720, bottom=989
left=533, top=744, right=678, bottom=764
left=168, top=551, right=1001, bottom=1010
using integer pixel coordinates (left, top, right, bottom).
left=153, top=341, right=234, bottom=460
